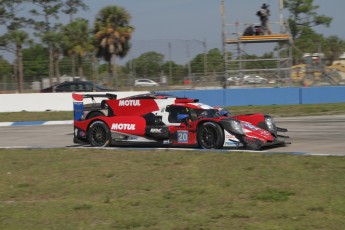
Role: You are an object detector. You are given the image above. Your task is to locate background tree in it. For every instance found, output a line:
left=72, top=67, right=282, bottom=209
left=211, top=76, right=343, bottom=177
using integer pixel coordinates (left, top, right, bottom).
left=23, top=44, right=49, bottom=82
left=43, top=30, right=68, bottom=83
left=322, top=36, right=345, bottom=64
left=61, top=18, right=94, bottom=80
left=62, top=0, right=88, bottom=22
left=129, top=51, right=164, bottom=78
left=0, top=31, right=31, bottom=92
left=30, top=0, right=64, bottom=87
left=161, top=61, right=187, bottom=84
left=190, top=52, right=206, bottom=76
left=94, top=5, right=134, bottom=87
left=284, top=0, right=332, bottom=40
left=0, top=0, right=31, bottom=93
left=240, top=52, right=277, bottom=70
left=0, top=56, right=13, bottom=90
left=284, top=0, right=335, bottom=64
left=61, top=0, right=89, bottom=81
left=288, top=27, right=345, bottom=65
left=205, top=48, right=224, bottom=74
left=190, top=48, right=222, bottom=76
left=292, top=28, right=324, bottom=63
left=0, top=56, right=13, bottom=76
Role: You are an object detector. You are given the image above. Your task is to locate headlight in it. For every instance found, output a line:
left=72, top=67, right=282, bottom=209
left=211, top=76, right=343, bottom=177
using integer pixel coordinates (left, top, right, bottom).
left=230, top=120, right=244, bottom=135
left=219, top=118, right=245, bottom=135
left=265, top=117, right=276, bottom=132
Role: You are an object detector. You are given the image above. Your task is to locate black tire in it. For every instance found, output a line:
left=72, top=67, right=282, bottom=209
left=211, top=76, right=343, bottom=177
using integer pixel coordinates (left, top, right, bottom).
left=197, top=122, right=224, bottom=149
left=87, top=121, right=111, bottom=147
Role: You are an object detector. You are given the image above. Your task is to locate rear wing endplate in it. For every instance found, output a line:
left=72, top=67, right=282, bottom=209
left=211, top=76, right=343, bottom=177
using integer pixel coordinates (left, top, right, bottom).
left=72, top=93, right=117, bottom=121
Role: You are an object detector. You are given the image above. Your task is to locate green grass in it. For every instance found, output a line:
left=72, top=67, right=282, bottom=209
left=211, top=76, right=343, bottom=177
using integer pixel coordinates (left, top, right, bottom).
left=1, top=149, right=345, bottom=229
left=0, top=111, right=74, bottom=122
left=0, top=103, right=345, bottom=122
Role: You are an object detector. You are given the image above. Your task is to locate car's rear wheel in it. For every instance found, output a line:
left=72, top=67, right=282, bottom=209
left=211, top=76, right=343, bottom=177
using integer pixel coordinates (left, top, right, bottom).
left=87, top=121, right=111, bottom=147
left=86, top=111, right=104, bottom=120
left=197, top=122, right=224, bottom=149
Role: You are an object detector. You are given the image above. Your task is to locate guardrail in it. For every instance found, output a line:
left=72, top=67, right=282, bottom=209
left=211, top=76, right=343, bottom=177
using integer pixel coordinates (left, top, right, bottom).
left=0, top=86, right=344, bottom=112
left=0, top=91, right=149, bottom=112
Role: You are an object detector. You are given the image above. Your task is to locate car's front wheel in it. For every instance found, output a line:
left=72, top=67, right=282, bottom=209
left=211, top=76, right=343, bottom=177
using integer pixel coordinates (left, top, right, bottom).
left=87, top=121, right=111, bottom=147
left=197, top=122, right=224, bottom=149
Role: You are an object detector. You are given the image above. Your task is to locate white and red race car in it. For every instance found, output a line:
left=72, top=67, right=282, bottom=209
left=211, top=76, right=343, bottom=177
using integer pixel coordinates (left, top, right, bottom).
left=73, top=92, right=289, bottom=150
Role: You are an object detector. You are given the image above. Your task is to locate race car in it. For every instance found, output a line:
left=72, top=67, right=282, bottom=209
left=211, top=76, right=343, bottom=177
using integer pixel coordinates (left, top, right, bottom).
left=72, top=92, right=289, bottom=150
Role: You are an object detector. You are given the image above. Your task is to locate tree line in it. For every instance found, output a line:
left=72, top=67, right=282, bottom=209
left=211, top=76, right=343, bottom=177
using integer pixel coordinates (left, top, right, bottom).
left=0, top=0, right=133, bottom=92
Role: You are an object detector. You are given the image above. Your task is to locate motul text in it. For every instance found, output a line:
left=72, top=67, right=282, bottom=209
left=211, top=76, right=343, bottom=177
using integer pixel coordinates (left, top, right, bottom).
left=111, top=123, right=136, bottom=130
left=118, top=100, right=141, bottom=106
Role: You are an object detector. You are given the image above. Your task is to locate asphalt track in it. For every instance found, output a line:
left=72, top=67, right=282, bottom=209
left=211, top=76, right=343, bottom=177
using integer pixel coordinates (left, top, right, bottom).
left=0, top=115, right=345, bottom=156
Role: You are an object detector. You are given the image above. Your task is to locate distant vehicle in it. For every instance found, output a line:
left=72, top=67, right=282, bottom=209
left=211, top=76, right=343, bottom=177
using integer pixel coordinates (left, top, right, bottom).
left=243, top=75, right=268, bottom=84
left=134, top=79, right=159, bottom=87
left=226, top=76, right=241, bottom=85
left=40, top=81, right=114, bottom=93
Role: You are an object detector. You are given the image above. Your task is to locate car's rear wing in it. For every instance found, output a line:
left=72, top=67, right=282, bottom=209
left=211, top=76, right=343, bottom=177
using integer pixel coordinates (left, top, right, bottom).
left=83, top=93, right=117, bottom=100
left=72, top=93, right=117, bottom=121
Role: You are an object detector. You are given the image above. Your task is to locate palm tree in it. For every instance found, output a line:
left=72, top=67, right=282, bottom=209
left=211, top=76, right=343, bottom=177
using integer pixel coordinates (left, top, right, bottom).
left=0, top=30, right=31, bottom=93
left=94, top=5, right=134, bottom=87
left=0, top=0, right=32, bottom=93
left=30, top=0, right=64, bottom=88
left=61, top=18, right=94, bottom=80
left=41, top=31, right=64, bottom=84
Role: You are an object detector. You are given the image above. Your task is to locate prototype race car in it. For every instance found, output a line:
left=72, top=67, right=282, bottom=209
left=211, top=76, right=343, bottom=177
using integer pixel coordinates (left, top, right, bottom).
left=72, top=92, right=289, bottom=150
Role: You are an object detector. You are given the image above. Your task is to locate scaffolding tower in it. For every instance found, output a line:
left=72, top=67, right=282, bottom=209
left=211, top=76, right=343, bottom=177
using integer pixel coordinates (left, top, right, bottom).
left=221, top=0, right=292, bottom=85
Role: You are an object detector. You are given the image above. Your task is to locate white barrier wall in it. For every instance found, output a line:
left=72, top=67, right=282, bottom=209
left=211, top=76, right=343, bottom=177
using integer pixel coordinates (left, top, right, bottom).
left=2, top=86, right=344, bottom=112
left=0, top=91, right=149, bottom=112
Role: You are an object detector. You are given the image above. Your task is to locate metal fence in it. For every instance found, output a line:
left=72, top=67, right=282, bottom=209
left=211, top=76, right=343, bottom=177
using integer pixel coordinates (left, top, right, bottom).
left=1, top=39, right=344, bottom=93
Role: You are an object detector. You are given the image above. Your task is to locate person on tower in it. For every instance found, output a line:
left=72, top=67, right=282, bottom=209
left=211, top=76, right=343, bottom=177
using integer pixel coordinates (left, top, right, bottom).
left=256, top=3, right=272, bottom=35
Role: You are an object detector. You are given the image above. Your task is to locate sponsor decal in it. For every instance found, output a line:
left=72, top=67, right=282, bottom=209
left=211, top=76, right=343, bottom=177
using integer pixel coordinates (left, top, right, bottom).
left=243, top=123, right=260, bottom=130
left=73, top=102, right=84, bottom=121
left=150, top=128, right=162, bottom=134
left=225, top=134, right=236, bottom=139
left=260, top=130, right=271, bottom=136
left=224, top=141, right=239, bottom=147
left=111, top=123, right=136, bottom=130
left=177, top=130, right=189, bottom=143
left=118, top=100, right=141, bottom=106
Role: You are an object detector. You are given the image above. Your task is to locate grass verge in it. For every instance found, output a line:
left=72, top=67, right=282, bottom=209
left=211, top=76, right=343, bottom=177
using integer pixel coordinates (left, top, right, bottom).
left=0, top=111, right=74, bottom=122
left=1, top=148, right=345, bottom=229
left=0, top=103, right=345, bottom=122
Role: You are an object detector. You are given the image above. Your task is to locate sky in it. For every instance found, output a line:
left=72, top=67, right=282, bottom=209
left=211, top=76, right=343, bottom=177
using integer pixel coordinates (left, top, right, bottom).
left=76, top=0, right=345, bottom=64
left=2, top=0, right=345, bottom=64
left=76, top=0, right=345, bottom=41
